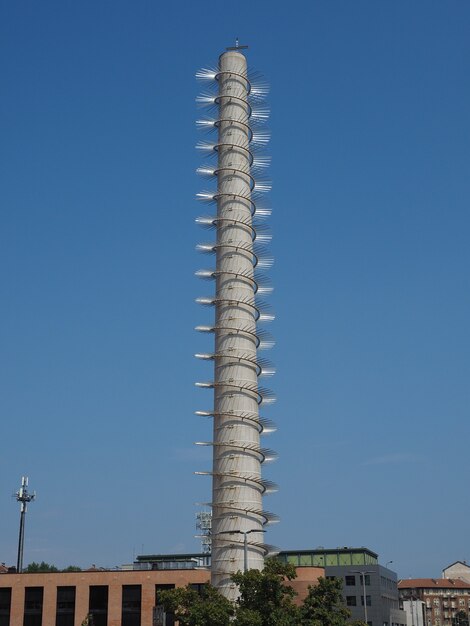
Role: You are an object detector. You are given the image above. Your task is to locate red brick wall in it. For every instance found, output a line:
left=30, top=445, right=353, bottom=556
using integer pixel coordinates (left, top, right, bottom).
left=0, top=566, right=324, bottom=625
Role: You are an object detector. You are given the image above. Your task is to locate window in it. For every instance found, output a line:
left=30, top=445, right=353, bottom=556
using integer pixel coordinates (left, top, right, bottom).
left=345, top=576, right=356, bottom=586
left=346, top=596, right=357, bottom=606
left=352, top=553, right=366, bottom=566
left=89, top=586, right=108, bottom=626
left=361, top=595, right=372, bottom=606
left=122, top=585, right=141, bottom=626
left=155, top=584, right=175, bottom=605
left=339, top=553, right=352, bottom=566
left=56, top=587, right=75, bottom=626
left=24, top=587, right=43, bottom=626
left=0, top=588, right=11, bottom=626
left=156, top=585, right=175, bottom=626
left=360, top=574, right=371, bottom=586
left=190, top=584, right=207, bottom=596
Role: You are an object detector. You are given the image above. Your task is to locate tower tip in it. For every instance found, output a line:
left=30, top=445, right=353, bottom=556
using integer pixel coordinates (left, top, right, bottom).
left=225, top=38, right=248, bottom=52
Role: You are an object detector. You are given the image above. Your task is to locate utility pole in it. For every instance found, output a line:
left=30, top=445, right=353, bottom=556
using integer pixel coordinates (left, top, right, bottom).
left=351, top=569, right=374, bottom=624
left=15, top=476, right=36, bottom=573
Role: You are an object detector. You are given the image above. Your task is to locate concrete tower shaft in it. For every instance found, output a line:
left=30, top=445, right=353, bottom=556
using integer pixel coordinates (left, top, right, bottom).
left=213, top=51, right=264, bottom=594
left=195, top=48, right=277, bottom=600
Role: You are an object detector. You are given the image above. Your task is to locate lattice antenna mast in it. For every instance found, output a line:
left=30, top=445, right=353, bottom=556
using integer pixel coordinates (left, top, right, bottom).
left=15, top=476, right=36, bottom=573
left=195, top=44, right=278, bottom=599
left=195, top=511, right=212, bottom=554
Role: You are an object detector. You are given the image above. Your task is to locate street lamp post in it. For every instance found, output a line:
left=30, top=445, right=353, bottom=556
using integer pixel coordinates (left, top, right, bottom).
left=351, top=570, right=374, bottom=624
left=217, top=530, right=266, bottom=572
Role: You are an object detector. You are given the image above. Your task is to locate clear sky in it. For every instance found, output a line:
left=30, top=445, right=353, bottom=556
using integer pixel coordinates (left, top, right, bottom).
left=1, top=0, right=469, bottom=579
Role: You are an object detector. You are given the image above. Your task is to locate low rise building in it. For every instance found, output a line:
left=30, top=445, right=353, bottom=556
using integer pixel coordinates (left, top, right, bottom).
left=0, top=554, right=323, bottom=626
left=398, top=578, right=470, bottom=626
left=278, top=546, right=406, bottom=626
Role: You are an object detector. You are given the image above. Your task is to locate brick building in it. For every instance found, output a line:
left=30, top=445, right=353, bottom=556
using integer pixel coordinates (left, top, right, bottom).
left=0, top=559, right=323, bottom=626
left=398, top=578, right=470, bottom=626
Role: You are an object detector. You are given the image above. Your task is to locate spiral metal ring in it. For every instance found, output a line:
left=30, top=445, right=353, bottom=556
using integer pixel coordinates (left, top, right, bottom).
left=195, top=410, right=276, bottom=435
left=195, top=380, right=275, bottom=407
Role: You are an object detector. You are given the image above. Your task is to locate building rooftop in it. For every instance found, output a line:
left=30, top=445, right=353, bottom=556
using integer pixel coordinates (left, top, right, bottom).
left=280, top=547, right=378, bottom=558
left=278, top=546, right=379, bottom=568
left=443, top=560, right=469, bottom=570
left=399, top=578, right=470, bottom=589
left=136, top=553, right=206, bottom=562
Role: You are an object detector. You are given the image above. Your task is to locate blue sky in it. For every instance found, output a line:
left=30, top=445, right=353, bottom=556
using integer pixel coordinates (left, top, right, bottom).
left=1, top=0, right=469, bottom=578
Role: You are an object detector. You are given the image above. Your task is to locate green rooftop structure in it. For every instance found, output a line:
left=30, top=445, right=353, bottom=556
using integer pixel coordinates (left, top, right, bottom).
left=277, top=546, right=379, bottom=569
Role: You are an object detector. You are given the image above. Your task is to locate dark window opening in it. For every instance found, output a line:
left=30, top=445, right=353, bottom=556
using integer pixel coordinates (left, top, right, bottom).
left=156, top=585, right=175, bottom=626
left=56, top=586, right=75, bottom=626
left=122, top=585, right=141, bottom=626
left=345, top=575, right=356, bottom=586
left=361, top=595, right=372, bottom=606
left=0, top=588, right=11, bottom=626
left=346, top=596, right=357, bottom=606
left=190, top=584, right=208, bottom=596
left=24, top=587, right=43, bottom=626
left=360, top=574, right=371, bottom=586
left=89, top=586, right=108, bottom=626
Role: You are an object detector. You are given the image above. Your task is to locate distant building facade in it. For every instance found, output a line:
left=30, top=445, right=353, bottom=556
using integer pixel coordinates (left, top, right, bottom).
left=278, top=546, right=407, bottom=626
left=442, top=562, right=470, bottom=584
left=399, top=578, right=470, bottom=626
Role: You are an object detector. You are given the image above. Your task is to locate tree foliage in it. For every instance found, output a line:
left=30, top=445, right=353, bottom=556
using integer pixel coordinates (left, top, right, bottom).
left=300, top=576, right=355, bottom=626
left=159, top=584, right=234, bottom=626
left=159, top=561, right=362, bottom=626
left=25, top=562, right=81, bottom=573
left=453, top=610, right=469, bottom=626
left=232, top=559, right=300, bottom=625
left=25, top=561, right=59, bottom=573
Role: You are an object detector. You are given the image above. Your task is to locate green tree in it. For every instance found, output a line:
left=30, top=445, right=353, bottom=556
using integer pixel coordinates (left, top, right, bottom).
left=62, top=565, right=82, bottom=572
left=453, top=610, right=469, bottom=626
left=158, top=561, right=367, bottom=626
left=232, top=558, right=301, bottom=626
left=25, top=561, right=59, bottom=573
left=300, top=576, right=361, bottom=626
left=159, top=584, right=234, bottom=626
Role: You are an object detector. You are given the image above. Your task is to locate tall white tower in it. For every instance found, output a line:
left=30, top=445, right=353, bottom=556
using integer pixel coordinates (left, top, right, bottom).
left=195, top=45, right=278, bottom=599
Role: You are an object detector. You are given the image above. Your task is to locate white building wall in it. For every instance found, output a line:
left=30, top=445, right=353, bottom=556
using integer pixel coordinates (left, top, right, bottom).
left=402, top=600, right=426, bottom=626
left=443, top=562, right=470, bottom=584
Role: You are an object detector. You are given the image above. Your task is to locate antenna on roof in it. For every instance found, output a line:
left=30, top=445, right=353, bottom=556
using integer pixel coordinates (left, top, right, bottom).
left=14, top=476, right=36, bottom=573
